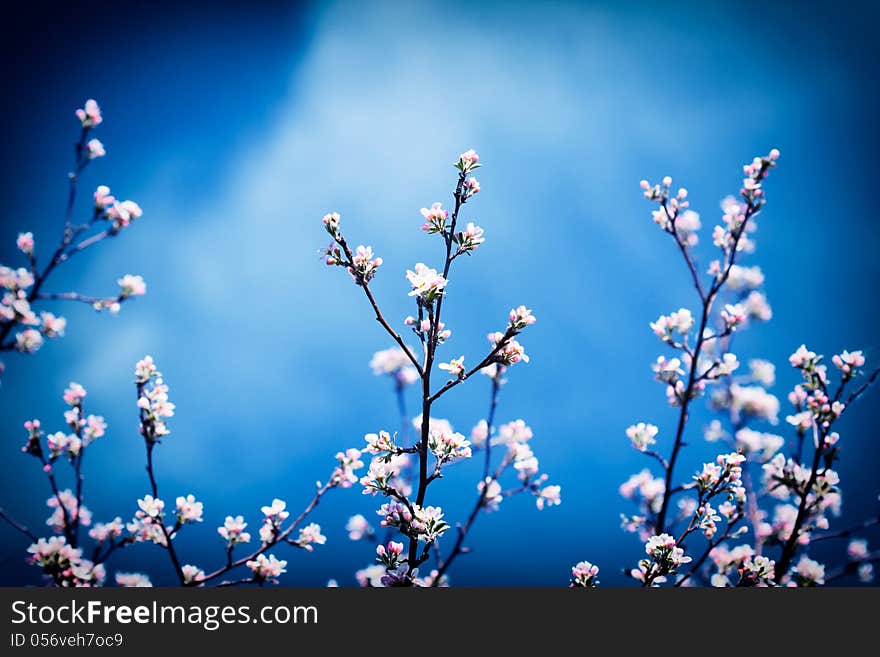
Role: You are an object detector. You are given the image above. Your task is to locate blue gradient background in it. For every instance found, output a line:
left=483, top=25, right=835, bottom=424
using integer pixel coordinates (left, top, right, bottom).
left=1, top=0, right=878, bottom=585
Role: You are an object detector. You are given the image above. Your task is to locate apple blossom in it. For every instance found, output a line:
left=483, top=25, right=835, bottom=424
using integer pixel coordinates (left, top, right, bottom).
left=331, top=447, right=364, bottom=488
left=455, top=149, right=480, bottom=173
left=438, top=355, right=465, bottom=378
left=115, top=572, right=152, bottom=587
left=832, top=350, right=865, bottom=377
left=626, top=422, right=658, bottom=452
left=496, top=419, right=533, bottom=445
left=420, top=202, right=448, bottom=234
left=570, top=561, right=600, bottom=588
left=86, top=138, right=105, bottom=159
left=406, top=262, right=447, bottom=301
left=118, top=274, right=146, bottom=297
left=478, top=478, right=503, bottom=511
left=370, top=347, right=418, bottom=385
left=789, top=555, right=825, bottom=586
left=345, top=514, right=374, bottom=541
left=428, top=428, right=472, bottom=463
left=294, top=522, right=326, bottom=551
left=16, top=232, right=34, bottom=255
left=218, top=515, right=250, bottom=545
left=175, top=494, right=204, bottom=524
left=137, top=495, right=164, bottom=519
left=455, top=222, right=485, bottom=253
left=16, top=328, right=43, bottom=353
left=322, top=212, right=341, bottom=237
left=182, top=565, right=205, bottom=584
left=536, top=485, right=561, bottom=510
left=40, top=312, right=67, bottom=338
left=463, top=176, right=480, bottom=198
left=105, top=199, right=143, bottom=230
left=75, top=99, right=102, bottom=127
left=246, top=553, right=287, bottom=582
left=847, top=539, right=869, bottom=561
left=508, top=305, right=536, bottom=330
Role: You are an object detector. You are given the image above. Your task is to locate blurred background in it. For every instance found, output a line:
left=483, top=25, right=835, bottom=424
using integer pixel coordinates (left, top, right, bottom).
left=1, top=0, right=878, bottom=586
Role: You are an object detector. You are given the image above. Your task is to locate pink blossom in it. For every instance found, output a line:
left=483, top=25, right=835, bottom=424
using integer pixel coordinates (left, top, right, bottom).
left=470, top=419, right=489, bottom=447
left=463, top=176, right=480, bottom=197
left=218, top=515, right=250, bottom=545
left=332, top=447, right=364, bottom=488
left=428, top=428, right=472, bottom=463
left=16, top=328, right=43, bottom=353
left=848, top=539, right=869, bottom=561
left=832, top=350, right=865, bottom=375
left=136, top=495, right=164, bottom=519
left=40, top=312, right=66, bottom=338
left=570, top=561, right=599, bottom=587
left=497, top=419, right=533, bottom=445
left=789, top=344, right=817, bottom=369
left=410, top=505, right=449, bottom=541
left=487, top=331, right=530, bottom=366
left=345, top=514, right=373, bottom=541
left=246, top=553, right=287, bottom=581
left=16, top=232, right=34, bottom=255
left=369, top=347, right=418, bottom=385
left=790, top=556, right=825, bottom=586
left=455, top=222, right=485, bottom=252
left=86, top=138, right=105, bottom=159
left=260, top=498, right=289, bottom=524
left=106, top=200, right=142, bottom=229
left=364, top=430, right=395, bottom=454
left=63, top=382, right=87, bottom=406
left=322, top=212, right=341, bottom=236
left=89, top=518, right=124, bottom=542
left=478, top=477, right=503, bottom=511
left=626, top=423, right=658, bottom=452
left=438, top=355, right=465, bottom=377
left=536, top=484, right=562, bottom=510
left=175, top=494, right=204, bottom=524
left=294, top=523, right=326, bottom=551
left=115, top=572, right=152, bottom=587
left=406, top=263, right=447, bottom=301
left=455, top=149, right=480, bottom=173
left=118, top=274, right=146, bottom=297
left=75, top=99, right=102, bottom=127
left=508, top=305, right=536, bottom=330
left=349, top=245, right=383, bottom=282
left=134, top=355, right=158, bottom=383
left=420, top=202, right=448, bottom=234
left=94, top=185, right=115, bottom=208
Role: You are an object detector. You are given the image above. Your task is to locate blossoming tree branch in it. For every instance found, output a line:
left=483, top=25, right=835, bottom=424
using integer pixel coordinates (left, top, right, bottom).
left=320, top=149, right=560, bottom=585
left=1, top=117, right=561, bottom=586
left=570, top=151, right=880, bottom=587
left=0, top=100, right=145, bottom=374
left=2, top=101, right=877, bottom=588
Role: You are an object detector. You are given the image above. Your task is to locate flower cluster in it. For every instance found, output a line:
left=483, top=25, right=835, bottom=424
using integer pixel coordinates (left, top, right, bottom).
left=614, top=149, right=880, bottom=591
left=632, top=534, right=693, bottom=586
left=0, top=99, right=146, bottom=379
left=570, top=561, right=599, bottom=588
left=246, top=554, right=287, bottom=583
left=345, top=514, right=374, bottom=541
left=428, top=428, right=472, bottom=464
left=294, top=523, right=326, bottom=551
left=406, top=263, right=447, bottom=301
left=626, top=422, right=658, bottom=452
left=370, top=347, right=418, bottom=386
left=218, top=515, right=251, bottom=546
left=135, top=356, right=175, bottom=443
left=27, top=536, right=105, bottom=587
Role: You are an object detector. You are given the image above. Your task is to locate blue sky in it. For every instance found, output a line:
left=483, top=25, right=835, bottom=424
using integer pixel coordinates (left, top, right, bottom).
left=1, top=0, right=879, bottom=585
